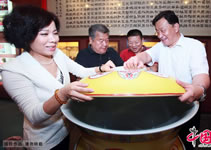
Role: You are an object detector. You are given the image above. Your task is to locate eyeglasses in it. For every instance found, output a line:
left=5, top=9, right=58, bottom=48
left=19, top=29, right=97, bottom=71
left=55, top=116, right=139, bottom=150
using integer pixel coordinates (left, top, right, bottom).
left=96, top=39, right=109, bottom=44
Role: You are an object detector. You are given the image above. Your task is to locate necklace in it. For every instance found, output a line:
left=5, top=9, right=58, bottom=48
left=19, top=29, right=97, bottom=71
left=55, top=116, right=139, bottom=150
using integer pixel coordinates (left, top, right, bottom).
left=39, top=59, right=54, bottom=65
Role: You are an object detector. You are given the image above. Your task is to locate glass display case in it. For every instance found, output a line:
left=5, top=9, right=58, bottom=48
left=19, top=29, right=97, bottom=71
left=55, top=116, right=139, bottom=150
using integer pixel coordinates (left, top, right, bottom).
left=109, top=41, right=119, bottom=52
left=143, top=42, right=158, bottom=48
left=0, top=0, right=14, bottom=77
left=57, top=41, right=79, bottom=60
left=0, top=43, right=17, bottom=80
left=0, top=0, right=12, bottom=31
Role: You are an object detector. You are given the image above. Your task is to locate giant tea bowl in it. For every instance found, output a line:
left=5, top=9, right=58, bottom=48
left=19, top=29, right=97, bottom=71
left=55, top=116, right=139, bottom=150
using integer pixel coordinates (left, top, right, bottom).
left=61, top=70, right=199, bottom=150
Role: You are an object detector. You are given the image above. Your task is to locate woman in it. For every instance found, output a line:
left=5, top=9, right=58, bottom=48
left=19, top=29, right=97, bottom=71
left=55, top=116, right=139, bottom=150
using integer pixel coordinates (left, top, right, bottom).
left=0, top=5, right=115, bottom=150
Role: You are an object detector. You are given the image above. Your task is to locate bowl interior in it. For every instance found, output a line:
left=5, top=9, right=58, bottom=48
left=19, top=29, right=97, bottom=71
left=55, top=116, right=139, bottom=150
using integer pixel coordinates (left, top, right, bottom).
left=62, top=96, right=198, bottom=134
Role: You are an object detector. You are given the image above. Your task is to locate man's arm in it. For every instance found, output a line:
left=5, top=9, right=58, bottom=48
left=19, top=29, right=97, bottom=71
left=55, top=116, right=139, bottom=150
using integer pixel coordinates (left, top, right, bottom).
left=137, top=51, right=152, bottom=63
left=192, top=74, right=210, bottom=91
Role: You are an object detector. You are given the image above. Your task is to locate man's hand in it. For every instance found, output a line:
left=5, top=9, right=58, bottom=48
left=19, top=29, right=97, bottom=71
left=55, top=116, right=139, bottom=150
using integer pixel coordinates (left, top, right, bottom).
left=123, top=56, right=145, bottom=70
left=176, top=80, right=204, bottom=103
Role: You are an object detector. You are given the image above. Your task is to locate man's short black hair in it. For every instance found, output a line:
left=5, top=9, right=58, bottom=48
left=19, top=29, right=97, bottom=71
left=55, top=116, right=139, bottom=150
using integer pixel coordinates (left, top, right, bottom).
left=127, top=29, right=143, bottom=39
left=152, top=10, right=179, bottom=26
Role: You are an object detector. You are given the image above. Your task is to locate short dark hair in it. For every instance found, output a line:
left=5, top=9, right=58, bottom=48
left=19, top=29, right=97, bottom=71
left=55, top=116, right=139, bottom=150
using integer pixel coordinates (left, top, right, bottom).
left=127, top=29, right=143, bottom=39
left=3, top=5, right=60, bottom=52
left=152, top=10, right=179, bottom=26
left=88, top=24, right=109, bottom=40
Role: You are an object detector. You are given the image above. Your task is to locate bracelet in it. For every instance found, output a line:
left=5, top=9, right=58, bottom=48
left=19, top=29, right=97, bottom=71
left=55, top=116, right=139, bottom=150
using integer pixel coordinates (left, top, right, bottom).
left=198, top=85, right=206, bottom=102
left=99, top=65, right=104, bottom=72
left=54, top=89, right=67, bottom=105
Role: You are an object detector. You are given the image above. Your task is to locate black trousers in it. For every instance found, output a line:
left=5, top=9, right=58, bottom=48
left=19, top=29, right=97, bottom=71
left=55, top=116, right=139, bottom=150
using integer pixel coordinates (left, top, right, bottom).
left=51, top=134, right=70, bottom=150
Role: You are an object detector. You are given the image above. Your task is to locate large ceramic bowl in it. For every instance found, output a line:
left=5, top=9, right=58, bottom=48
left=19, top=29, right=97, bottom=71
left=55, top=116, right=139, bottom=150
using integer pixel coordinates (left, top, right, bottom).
left=61, top=69, right=198, bottom=150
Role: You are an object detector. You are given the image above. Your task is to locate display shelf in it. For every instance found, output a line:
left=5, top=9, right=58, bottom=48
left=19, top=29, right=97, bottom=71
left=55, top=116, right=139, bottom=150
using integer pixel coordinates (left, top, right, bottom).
left=0, top=0, right=12, bottom=31
left=0, top=42, right=18, bottom=100
left=0, top=43, right=17, bottom=65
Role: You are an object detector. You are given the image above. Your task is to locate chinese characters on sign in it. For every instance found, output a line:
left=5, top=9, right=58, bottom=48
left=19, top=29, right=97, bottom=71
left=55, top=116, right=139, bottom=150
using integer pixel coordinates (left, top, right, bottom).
left=47, top=0, right=211, bottom=36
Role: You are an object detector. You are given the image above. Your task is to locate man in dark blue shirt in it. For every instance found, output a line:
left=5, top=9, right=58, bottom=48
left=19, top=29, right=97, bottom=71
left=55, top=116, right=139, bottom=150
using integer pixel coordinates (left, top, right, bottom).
left=75, top=24, right=123, bottom=68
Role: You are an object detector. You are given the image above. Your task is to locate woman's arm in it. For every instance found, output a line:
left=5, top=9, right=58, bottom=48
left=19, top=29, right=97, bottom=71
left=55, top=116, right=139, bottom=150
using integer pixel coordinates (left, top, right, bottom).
left=62, top=52, right=115, bottom=78
left=2, top=71, right=51, bottom=125
left=2, top=70, right=95, bottom=125
left=43, top=81, right=94, bottom=115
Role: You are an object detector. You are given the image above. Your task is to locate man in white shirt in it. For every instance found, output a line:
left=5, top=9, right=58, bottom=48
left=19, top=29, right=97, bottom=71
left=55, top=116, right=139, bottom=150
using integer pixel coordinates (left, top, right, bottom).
left=124, top=10, right=210, bottom=103
left=124, top=10, right=210, bottom=149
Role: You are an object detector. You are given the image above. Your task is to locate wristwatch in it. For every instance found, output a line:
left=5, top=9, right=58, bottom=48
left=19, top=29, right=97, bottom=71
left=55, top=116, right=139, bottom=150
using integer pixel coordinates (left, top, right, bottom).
left=199, top=85, right=206, bottom=102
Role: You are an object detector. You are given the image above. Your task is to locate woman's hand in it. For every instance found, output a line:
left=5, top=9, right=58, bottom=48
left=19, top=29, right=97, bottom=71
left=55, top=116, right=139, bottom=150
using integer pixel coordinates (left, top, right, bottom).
left=59, top=81, right=94, bottom=102
left=44, top=81, right=94, bottom=115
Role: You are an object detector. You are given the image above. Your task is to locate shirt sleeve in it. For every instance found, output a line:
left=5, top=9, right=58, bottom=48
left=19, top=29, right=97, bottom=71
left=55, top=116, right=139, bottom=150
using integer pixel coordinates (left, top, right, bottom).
left=190, top=40, right=209, bottom=76
left=145, top=43, right=161, bottom=66
left=1, top=70, right=51, bottom=125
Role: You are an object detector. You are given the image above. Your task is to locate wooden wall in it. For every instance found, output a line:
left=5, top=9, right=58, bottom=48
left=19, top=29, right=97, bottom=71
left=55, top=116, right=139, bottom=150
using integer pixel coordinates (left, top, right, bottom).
left=11, top=0, right=42, bottom=7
